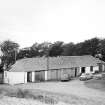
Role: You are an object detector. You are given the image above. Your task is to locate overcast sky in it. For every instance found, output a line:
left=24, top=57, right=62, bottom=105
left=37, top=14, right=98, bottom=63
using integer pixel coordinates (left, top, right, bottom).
left=0, top=0, right=105, bottom=48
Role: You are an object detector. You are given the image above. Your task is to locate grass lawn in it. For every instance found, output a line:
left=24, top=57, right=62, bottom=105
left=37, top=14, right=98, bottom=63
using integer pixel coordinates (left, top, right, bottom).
left=0, top=85, right=58, bottom=105
left=85, top=79, right=105, bottom=91
left=0, top=84, right=101, bottom=105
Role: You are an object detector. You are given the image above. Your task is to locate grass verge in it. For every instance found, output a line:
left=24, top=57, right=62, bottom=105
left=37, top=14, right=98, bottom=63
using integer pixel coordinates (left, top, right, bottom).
left=85, top=79, right=105, bottom=91
left=0, top=86, right=58, bottom=105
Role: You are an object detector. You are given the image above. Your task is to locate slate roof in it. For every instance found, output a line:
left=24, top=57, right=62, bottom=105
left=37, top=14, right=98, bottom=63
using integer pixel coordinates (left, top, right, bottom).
left=10, top=57, right=47, bottom=72
left=9, top=55, right=104, bottom=72
left=49, top=56, right=104, bottom=69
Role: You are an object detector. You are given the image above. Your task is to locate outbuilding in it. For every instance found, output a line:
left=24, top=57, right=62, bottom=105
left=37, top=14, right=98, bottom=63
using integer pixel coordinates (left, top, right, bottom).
left=4, top=55, right=105, bottom=85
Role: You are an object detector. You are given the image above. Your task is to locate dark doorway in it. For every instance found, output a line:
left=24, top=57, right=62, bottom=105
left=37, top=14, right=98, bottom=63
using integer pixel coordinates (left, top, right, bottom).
left=27, top=72, right=32, bottom=82
left=0, top=72, right=3, bottom=83
left=75, top=68, right=77, bottom=77
left=98, top=63, right=103, bottom=72
left=0, top=67, right=4, bottom=84
left=81, top=67, right=85, bottom=73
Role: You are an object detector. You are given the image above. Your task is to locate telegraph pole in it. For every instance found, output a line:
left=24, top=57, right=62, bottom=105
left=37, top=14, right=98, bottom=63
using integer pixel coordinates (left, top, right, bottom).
left=46, top=49, right=49, bottom=71
left=47, top=55, right=49, bottom=71
left=14, top=48, right=17, bottom=63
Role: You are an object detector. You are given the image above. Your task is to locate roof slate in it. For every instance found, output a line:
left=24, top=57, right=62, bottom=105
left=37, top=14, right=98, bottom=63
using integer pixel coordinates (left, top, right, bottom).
left=9, top=55, right=104, bottom=72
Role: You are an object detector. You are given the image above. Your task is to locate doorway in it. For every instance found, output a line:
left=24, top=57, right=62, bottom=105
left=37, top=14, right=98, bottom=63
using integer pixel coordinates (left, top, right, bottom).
left=75, top=68, right=77, bottom=77
left=81, top=67, right=85, bottom=73
left=35, top=71, right=45, bottom=82
left=27, top=72, right=32, bottom=82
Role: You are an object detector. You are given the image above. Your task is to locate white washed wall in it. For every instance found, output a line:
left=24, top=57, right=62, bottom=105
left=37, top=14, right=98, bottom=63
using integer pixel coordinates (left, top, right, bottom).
left=79, top=67, right=82, bottom=73
left=93, top=66, right=99, bottom=73
left=4, top=72, right=26, bottom=85
left=45, top=71, right=47, bottom=80
left=79, top=66, right=99, bottom=74
left=85, top=66, right=99, bottom=73
left=85, top=67, right=90, bottom=73
left=32, top=72, right=35, bottom=82
left=4, top=71, right=9, bottom=83
left=102, top=65, right=105, bottom=71
left=24, top=72, right=27, bottom=83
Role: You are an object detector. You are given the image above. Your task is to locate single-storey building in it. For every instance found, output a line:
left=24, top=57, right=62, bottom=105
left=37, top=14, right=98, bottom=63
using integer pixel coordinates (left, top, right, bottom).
left=3, top=55, right=105, bottom=85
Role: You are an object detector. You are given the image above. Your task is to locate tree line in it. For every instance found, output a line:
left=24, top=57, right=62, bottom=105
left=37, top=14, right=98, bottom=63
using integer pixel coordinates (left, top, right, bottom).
left=1, top=37, right=105, bottom=69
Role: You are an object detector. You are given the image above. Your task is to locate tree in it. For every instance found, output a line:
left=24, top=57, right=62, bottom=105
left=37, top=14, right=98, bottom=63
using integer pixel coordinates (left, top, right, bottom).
left=72, top=38, right=100, bottom=56
left=98, top=39, right=105, bottom=61
left=49, top=41, right=64, bottom=57
left=31, top=42, right=52, bottom=57
left=80, top=38, right=100, bottom=56
left=62, top=42, right=76, bottom=56
left=38, top=42, right=52, bottom=56
left=0, top=40, right=19, bottom=68
left=17, top=42, right=52, bottom=59
left=61, top=37, right=101, bottom=56
left=17, top=48, right=31, bottom=59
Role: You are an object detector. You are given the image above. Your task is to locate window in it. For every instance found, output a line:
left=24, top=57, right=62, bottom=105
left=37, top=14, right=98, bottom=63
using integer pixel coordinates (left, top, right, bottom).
left=90, top=66, right=93, bottom=72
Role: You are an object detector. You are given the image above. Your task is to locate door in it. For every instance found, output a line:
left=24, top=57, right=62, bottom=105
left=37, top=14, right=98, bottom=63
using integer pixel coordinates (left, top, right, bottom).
left=35, top=71, right=45, bottom=82
left=57, top=70, right=61, bottom=80
left=27, top=72, right=32, bottom=82
left=75, top=68, right=77, bottom=77
left=99, top=63, right=103, bottom=72
left=50, top=70, right=57, bottom=80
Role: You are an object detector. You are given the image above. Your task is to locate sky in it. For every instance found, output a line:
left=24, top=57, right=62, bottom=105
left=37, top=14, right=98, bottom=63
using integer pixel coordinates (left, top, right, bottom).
left=0, top=0, right=105, bottom=48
